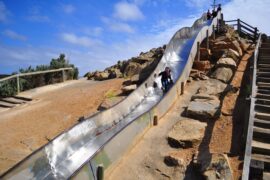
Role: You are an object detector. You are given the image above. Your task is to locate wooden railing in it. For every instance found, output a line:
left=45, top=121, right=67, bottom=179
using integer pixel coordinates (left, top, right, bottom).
left=225, top=19, right=259, bottom=42
left=0, top=67, right=74, bottom=94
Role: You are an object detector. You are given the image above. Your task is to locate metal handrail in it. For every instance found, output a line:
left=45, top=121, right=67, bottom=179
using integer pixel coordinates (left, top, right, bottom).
left=242, top=33, right=262, bottom=180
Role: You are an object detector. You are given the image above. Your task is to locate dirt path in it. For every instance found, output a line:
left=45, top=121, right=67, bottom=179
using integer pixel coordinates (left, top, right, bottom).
left=107, top=81, right=202, bottom=180
left=0, top=78, right=125, bottom=174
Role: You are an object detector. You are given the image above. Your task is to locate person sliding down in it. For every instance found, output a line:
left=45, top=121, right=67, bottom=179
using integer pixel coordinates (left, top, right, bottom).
left=159, top=67, right=173, bottom=93
left=207, top=10, right=211, bottom=20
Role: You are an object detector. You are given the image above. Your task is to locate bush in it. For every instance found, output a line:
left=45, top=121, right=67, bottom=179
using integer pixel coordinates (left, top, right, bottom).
left=0, top=53, right=79, bottom=97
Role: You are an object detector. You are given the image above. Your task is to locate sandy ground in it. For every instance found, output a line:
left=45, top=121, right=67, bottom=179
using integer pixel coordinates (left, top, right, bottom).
left=107, top=52, right=253, bottom=180
left=0, top=78, right=125, bottom=175
left=107, top=81, right=203, bottom=180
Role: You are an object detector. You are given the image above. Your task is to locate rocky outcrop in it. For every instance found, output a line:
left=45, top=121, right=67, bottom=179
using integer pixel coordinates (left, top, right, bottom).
left=121, top=84, right=137, bottom=93
left=193, top=60, right=211, bottom=71
left=186, top=94, right=221, bottom=120
left=167, top=119, right=207, bottom=148
left=85, top=46, right=165, bottom=85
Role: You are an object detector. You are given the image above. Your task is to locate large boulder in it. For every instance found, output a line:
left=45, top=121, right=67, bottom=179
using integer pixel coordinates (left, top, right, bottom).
left=222, top=48, right=240, bottom=63
left=216, top=57, right=237, bottom=68
left=167, top=119, right=207, bottom=148
left=164, top=149, right=194, bottom=168
left=186, top=94, right=221, bottom=120
left=198, top=78, right=228, bottom=95
left=211, top=67, right=233, bottom=83
left=93, top=71, right=109, bottom=81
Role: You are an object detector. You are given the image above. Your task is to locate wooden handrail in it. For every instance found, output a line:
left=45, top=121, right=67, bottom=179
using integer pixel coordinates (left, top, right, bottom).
left=0, top=67, right=73, bottom=82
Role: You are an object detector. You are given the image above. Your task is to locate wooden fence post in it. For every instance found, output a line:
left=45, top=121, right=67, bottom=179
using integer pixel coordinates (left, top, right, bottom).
left=62, top=69, right=65, bottom=82
left=197, top=41, right=200, bottom=61
left=16, top=74, right=20, bottom=94
left=212, top=25, right=215, bottom=40
left=237, top=19, right=241, bottom=35
left=254, top=27, right=258, bottom=42
left=206, top=30, right=209, bottom=50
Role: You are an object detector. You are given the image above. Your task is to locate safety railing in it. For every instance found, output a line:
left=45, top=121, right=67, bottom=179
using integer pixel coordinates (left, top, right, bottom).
left=225, top=19, right=259, bottom=42
left=0, top=67, right=74, bottom=96
left=242, top=33, right=262, bottom=180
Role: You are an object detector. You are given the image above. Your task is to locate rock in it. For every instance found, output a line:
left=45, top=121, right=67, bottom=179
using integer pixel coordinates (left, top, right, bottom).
left=186, top=95, right=221, bottom=120
left=164, top=150, right=194, bottom=168
left=94, top=71, right=109, bottom=81
left=193, top=60, right=211, bottom=71
left=215, top=36, right=232, bottom=43
left=239, top=39, right=250, bottom=52
left=198, top=79, right=228, bottom=95
left=167, top=119, right=207, bottom=148
left=211, top=67, right=233, bottom=83
left=216, top=57, right=237, bottom=68
left=121, top=84, right=137, bottom=93
left=200, top=48, right=211, bottom=60
left=232, top=40, right=243, bottom=56
left=211, top=49, right=226, bottom=61
left=191, top=93, right=218, bottom=101
left=193, top=153, right=233, bottom=180
left=124, top=62, right=144, bottom=77
left=130, top=74, right=140, bottom=83
left=98, top=96, right=126, bottom=111
left=212, top=41, right=242, bottom=58
left=108, top=68, right=122, bottom=79
left=221, top=48, right=240, bottom=63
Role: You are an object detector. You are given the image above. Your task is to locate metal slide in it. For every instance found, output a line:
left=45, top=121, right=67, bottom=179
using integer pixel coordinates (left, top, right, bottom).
left=1, top=12, right=222, bottom=180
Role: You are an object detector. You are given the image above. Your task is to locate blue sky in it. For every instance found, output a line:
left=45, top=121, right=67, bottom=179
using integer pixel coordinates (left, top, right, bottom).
left=0, top=0, right=269, bottom=76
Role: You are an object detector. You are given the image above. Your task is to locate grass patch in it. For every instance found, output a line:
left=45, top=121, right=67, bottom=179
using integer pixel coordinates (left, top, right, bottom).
left=105, top=89, right=118, bottom=99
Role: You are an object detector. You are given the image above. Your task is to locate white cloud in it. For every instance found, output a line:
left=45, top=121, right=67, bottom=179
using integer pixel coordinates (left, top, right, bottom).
left=102, top=17, right=135, bottom=33
left=223, top=0, right=270, bottom=35
left=83, top=27, right=103, bottom=36
left=2, top=29, right=27, bottom=41
left=26, top=6, right=50, bottom=22
left=62, top=4, right=76, bottom=14
left=0, top=1, right=10, bottom=23
left=113, top=2, right=144, bottom=21
left=61, top=33, right=102, bottom=47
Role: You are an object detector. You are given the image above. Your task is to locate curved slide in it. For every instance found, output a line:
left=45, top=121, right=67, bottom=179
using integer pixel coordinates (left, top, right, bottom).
left=1, top=12, right=222, bottom=180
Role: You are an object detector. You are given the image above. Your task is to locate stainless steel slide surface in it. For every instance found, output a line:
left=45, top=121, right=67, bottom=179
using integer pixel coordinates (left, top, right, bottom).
left=1, top=12, right=221, bottom=180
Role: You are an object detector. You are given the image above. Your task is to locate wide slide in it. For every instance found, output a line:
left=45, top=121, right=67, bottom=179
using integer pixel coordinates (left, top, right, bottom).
left=1, top=12, right=222, bottom=180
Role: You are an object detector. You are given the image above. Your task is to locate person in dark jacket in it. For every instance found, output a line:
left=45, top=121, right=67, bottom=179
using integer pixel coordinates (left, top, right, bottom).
left=159, top=67, right=173, bottom=92
left=207, top=10, right=211, bottom=20
left=217, top=4, right=222, bottom=12
left=211, top=9, right=217, bottom=18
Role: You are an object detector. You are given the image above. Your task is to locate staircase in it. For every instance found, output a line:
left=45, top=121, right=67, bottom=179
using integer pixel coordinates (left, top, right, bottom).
left=244, top=36, right=270, bottom=179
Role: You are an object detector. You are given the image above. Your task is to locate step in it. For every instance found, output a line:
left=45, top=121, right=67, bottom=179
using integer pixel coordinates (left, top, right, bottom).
left=256, top=93, right=270, bottom=100
left=254, top=126, right=270, bottom=135
left=255, top=112, right=270, bottom=121
left=256, top=99, right=270, bottom=106
left=0, top=101, right=15, bottom=108
left=257, top=88, right=270, bottom=93
left=252, top=140, right=270, bottom=155
left=252, top=153, right=270, bottom=164
left=255, top=119, right=270, bottom=127
left=255, top=104, right=270, bottom=113
left=258, top=64, right=270, bottom=68
left=257, top=68, right=270, bottom=72
left=257, top=82, right=270, bottom=87
left=257, top=77, right=270, bottom=82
